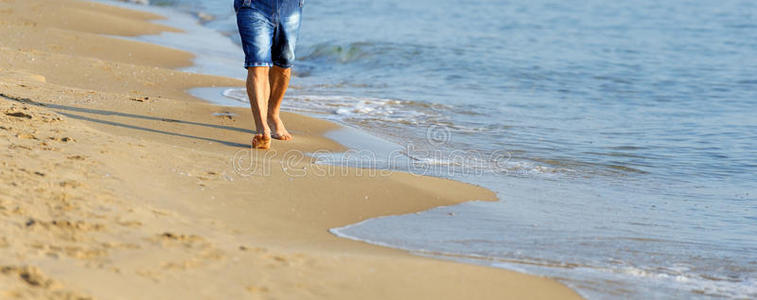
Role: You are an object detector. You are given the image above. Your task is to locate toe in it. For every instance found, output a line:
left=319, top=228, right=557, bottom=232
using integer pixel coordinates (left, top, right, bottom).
left=251, top=134, right=271, bottom=149
left=272, top=132, right=293, bottom=141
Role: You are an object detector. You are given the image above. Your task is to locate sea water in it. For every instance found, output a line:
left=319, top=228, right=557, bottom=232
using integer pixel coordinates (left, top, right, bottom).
left=103, top=0, right=756, bottom=298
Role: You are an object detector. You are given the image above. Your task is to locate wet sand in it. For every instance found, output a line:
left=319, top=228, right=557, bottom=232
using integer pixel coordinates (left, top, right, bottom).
left=0, top=0, right=582, bottom=299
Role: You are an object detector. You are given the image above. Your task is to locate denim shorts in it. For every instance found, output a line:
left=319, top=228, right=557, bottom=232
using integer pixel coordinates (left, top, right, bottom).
left=234, top=0, right=303, bottom=69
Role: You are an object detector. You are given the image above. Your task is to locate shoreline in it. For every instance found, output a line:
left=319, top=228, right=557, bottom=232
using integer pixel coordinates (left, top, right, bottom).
left=0, top=0, right=582, bottom=299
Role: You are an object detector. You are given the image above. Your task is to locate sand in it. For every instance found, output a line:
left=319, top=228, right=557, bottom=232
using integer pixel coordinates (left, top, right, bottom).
left=0, top=0, right=583, bottom=299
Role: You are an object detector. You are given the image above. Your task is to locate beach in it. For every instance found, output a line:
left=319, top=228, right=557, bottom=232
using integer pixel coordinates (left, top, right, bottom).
left=0, top=0, right=582, bottom=299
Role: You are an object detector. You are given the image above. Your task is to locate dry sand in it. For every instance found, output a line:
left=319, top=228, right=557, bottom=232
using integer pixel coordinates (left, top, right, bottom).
left=0, top=0, right=583, bottom=299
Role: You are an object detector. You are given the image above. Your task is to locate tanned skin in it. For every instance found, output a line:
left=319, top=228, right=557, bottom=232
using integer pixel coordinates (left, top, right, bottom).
left=246, top=66, right=293, bottom=149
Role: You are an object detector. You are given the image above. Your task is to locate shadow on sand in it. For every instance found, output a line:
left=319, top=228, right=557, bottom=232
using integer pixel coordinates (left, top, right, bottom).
left=1, top=93, right=251, bottom=149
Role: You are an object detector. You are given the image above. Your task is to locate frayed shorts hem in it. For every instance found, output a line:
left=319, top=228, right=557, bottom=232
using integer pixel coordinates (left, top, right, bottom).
left=244, top=62, right=273, bottom=69
left=244, top=63, right=293, bottom=69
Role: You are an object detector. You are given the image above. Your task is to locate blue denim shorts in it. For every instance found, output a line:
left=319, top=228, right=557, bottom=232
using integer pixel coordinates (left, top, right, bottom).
left=234, top=0, right=303, bottom=69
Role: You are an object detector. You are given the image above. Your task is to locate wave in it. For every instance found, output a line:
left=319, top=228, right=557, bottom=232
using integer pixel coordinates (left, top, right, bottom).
left=222, top=89, right=574, bottom=176
left=332, top=220, right=757, bottom=300
left=116, top=0, right=149, bottom=5
left=223, top=89, right=452, bottom=127
left=299, top=41, right=429, bottom=67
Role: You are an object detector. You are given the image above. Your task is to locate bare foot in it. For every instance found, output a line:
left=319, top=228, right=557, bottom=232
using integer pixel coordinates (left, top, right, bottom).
left=268, top=116, right=293, bottom=141
left=251, top=133, right=271, bottom=149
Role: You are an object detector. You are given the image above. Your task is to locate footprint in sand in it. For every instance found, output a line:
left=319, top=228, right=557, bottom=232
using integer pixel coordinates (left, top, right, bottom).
left=39, top=114, right=62, bottom=123
left=129, top=96, right=150, bottom=102
left=8, top=144, right=32, bottom=150
left=0, top=266, right=92, bottom=298
left=48, top=136, right=75, bottom=143
left=153, top=232, right=208, bottom=249
left=1, top=266, right=61, bottom=289
left=213, top=112, right=236, bottom=120
left=15, top=132, right=36, bottom=140
left=25, top=218, right=107, bottom=246
left=58, top=180, right=83, bottom=188
left=4, top=111, right=32, bottom=119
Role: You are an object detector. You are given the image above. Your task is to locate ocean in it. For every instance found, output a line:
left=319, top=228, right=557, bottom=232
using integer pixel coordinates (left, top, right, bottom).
left=103, top=0, right=756, bottom=298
